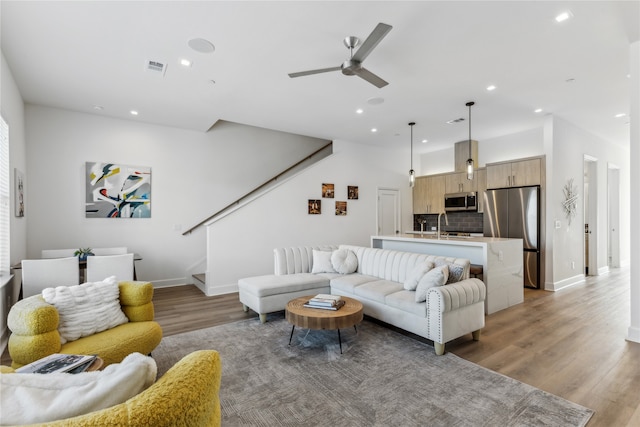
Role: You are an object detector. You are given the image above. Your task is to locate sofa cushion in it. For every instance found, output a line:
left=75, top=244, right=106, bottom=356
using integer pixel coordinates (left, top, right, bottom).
left=42, top=276, right=128, bottom=345
left=238, top=273, right=331, bottom=298
left=354, top=280, right=404, bottom=304
left=385, top=290, right=428, bottom=317
left=0, top=352, right=156, bottom=425
left=329, top=274, right=379, bottom=294
left=403, top=261, right=435, bottom=291
left=311, top=250, right=336, bottom=274
left=330, top=249, right=358, bottom=274
left=435, top=259, right=465, bottom=284
left=415, top=265, right=449, bottom=302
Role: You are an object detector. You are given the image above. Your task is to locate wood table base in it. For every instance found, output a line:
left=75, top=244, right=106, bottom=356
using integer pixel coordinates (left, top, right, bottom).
left=285, top=296, right=363, bottom=354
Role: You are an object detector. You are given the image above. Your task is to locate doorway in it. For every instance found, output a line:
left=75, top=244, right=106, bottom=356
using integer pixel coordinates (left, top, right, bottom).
left=607, top=164, right=621, bottom=268
left=583, top=156, right=598, bottom=276
left=377, top=188, right=400, bottom=236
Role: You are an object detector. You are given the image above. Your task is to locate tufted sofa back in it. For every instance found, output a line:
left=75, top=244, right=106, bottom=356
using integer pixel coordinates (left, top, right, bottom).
left=339, top=245, right=470, bottom=283
left=273, top=246, right=339, bottom=275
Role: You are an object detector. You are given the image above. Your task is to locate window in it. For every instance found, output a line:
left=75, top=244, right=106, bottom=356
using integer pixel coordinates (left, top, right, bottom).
left=0, top=115, right=9, bottom=276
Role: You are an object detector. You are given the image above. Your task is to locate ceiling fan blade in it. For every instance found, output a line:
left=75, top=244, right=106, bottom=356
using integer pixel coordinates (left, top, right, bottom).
left=354, top=67, right=388, bottom=88
left=288, top=66, right=341, bottom=78
left=352, top=22, right=392, bottom=63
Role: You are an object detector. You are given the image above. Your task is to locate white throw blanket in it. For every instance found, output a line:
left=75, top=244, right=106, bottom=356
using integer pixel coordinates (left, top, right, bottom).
left=0, top=352, right=157, bottom=425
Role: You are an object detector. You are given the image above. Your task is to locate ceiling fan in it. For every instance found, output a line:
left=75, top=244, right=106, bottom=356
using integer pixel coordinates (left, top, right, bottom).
left=288, top=22, right=393, bottom=88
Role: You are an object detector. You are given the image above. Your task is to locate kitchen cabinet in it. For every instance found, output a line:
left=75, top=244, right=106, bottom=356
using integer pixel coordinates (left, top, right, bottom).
left=486, top=158, right=541, bottom=189
left=413, top=175, right=445, bottom=214
left=454, top=140, right=478, bottom=172
left=445, top=172, right=476, bottom=193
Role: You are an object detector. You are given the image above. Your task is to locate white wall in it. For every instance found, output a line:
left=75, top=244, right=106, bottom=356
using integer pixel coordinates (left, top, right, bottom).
left=206, top=139, right=411, bottom=293
left=545, top=116, right=630, bottom=290
left=23, top=106, right=329, bottom=287
left=1, top=51, right=28, bottom=350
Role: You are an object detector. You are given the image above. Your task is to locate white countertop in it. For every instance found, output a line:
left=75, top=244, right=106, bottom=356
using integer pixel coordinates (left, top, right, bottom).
left=374, top=234, right=519, bottom=246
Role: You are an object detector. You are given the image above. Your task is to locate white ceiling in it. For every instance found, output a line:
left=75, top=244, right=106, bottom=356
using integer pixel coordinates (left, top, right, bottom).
left=1, top=1, right=638, bottom=153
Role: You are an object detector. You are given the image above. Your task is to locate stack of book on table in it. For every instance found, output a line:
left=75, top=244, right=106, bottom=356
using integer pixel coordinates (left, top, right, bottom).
left=304, top=294, right=345, bottom=310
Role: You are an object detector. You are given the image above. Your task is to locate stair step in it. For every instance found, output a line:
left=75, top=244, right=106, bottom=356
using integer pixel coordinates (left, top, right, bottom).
left=192, top=273, right=205, bottom=284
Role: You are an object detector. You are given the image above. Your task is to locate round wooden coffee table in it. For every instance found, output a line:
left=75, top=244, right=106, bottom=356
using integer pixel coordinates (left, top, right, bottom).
left=285, top=295, right=363, bottom=353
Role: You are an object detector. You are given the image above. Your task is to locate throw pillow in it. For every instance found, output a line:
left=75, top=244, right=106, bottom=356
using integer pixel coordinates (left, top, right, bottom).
left=311, top=250, right=336, bottom=274
left=415, top=265, right=449, bottom=303
left=403, top=261, right=435, bottom=291
left=0, top=352, right=156, bottom=425
left=435, top=259, right=465, bottom=284
left=42, top=276, right=129, bottom=344
left=330, top=249, right=358, bottom=274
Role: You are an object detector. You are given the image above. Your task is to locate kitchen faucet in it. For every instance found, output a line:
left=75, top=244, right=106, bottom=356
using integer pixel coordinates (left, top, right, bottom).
left=437, top=212, right=448, bottom=239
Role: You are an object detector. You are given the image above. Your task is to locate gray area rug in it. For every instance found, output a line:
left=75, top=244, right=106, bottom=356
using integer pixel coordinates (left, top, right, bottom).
left=154, top=315, right=593, bottom=426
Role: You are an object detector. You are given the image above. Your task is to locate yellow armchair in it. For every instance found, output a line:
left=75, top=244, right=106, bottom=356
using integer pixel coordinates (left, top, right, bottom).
left=1, top=350, right=222, bottom=427
left=7, top=281, right=163, bottom=369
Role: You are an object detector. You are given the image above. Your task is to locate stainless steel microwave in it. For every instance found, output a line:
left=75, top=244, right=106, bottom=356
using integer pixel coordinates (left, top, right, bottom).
left=444, top=192, right=477, bottom=212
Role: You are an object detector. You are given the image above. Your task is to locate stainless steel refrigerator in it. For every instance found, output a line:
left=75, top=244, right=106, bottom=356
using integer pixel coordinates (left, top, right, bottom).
left=483, top=186, right=540, bottom=288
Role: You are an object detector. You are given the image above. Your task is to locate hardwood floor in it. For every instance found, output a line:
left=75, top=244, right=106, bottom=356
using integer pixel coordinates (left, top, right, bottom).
left=3, top=269, right=638, bottom=426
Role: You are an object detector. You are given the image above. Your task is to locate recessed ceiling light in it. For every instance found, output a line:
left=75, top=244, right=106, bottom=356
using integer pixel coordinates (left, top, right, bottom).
left=534, top=108, right=543, bottom=113
left=180, top=59, right=192, bottom=67
left=356, top=108, right=364, bottom=114
left=566, top=78, right=576, bottom=83
left=188, top=38, right=215, bottom=54
left=371, top=128, right=378, bottom=133
left=130, top=110, right=139, bottom=116
left=555, top=11, right=573, bottom=23
left=486, top=85, right=496, bottom=91
left=367, top=97, right=385, bottom=105
left=422, top=139, right=428, bottom=144
left=92, top=105, right=104, bottom=111
left=615, top=113, right=626, bottom=118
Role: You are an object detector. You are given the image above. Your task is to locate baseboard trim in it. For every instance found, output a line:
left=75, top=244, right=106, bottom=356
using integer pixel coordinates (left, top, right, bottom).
left=206, top=283, right=238, bottom=296
left=627, top=326, right=640, bottom=343
left=547, top=274, right=585, bottom=291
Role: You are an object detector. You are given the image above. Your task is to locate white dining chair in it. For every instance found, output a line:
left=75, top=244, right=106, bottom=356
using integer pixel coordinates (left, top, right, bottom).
left=92, top=247, right=128, bottom=255
left=86, top=253, right=134, bottom=282
left=21, top=257, right=80, bottom=298
left=41, top=249, right=76, bottom=258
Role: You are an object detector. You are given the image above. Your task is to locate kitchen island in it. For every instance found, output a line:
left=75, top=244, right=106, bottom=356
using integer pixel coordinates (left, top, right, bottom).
left=371, top=234, right=523, bottom=315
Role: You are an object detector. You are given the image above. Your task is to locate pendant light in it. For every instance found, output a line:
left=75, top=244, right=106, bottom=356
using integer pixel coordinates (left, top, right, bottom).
left=466, top=101, right=475, bottom=180
left=408, top=122, right=416, bottom=187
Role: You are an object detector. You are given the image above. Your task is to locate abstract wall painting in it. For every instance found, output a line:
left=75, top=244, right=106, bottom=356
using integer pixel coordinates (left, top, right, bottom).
left=85, top=162, right=151, bottom=218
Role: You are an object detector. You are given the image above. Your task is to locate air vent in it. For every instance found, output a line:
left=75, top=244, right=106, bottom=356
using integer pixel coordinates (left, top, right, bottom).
left=446, top=118, right=465, bottom=124
left=145, top=60, right=167, bottom=76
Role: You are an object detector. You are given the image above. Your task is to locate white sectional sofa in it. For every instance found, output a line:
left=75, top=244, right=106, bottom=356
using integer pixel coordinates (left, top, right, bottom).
left=238, top=245, right=486, bottom=355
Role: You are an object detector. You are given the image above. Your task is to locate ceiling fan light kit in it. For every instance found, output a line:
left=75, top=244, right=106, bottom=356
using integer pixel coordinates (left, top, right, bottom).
left=288, top=22, right=393, bottom=88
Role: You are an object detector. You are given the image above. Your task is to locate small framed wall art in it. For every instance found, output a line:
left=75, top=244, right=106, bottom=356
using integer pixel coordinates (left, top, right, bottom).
left=335, top=201, right=347, bottom=216
left=322, top=183, right=334, bottom=198
left=348, top=186, right=358, bottom=199
left=308, top=199, right=321, bottom=214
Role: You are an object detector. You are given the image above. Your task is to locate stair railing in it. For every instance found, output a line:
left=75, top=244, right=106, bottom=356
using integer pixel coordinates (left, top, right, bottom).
left=182, top=141, right=332, bottom=235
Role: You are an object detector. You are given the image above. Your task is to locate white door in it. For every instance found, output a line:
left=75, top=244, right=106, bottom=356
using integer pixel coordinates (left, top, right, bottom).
left=584, top=156, right=598, bottom=276
left=608, top=164, right=620, bottom=268
left=377, top=188, right=400, bottom=236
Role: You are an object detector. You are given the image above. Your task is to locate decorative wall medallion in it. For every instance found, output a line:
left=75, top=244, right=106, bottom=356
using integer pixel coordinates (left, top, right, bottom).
left=562, top=178, right=578, bottom=225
